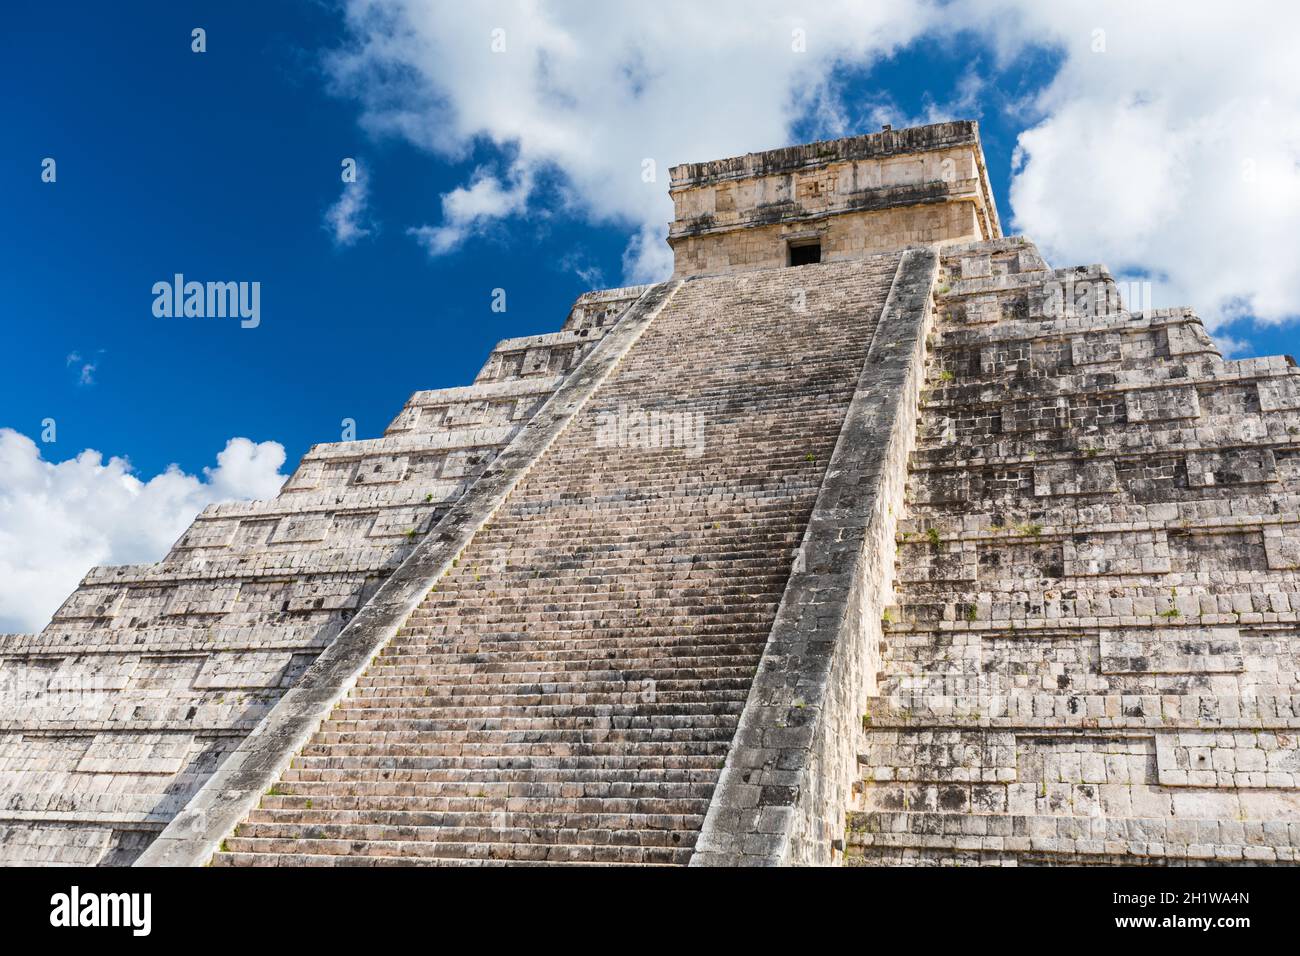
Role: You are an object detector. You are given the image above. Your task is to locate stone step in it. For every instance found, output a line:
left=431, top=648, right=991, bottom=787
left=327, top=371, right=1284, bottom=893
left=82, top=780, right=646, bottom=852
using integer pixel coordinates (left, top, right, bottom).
left=296, top=737, right=736, bottom=759
left=408, top=594, right=782, bottom=609
left=262, top=782, right=713, bottom=804
left=360, top=656, right=759, bottom=678
left=337, top=688, right=752, bottom=708
left=304, top=725, right=741, bottom=750
left=229, top=820, right=700, bottom=852
left=384, top=632, right=769, bottom=650
left=285, top=753, right=728, bottom=774
left=244, top=806, right=712, bottom=827
left=318, top=715, right=748, bottom=735
left=372, top=650, right=767, bottom=671
left=351, top=664, right=757, bottom=684
left=342, top=684, right=756, bottom=703
left=212, top=841, right=690, bottom=866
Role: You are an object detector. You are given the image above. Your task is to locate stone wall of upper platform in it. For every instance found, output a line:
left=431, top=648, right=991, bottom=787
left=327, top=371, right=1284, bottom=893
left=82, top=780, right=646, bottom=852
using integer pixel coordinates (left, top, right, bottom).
left=668, top=121, right=1001, bottom=278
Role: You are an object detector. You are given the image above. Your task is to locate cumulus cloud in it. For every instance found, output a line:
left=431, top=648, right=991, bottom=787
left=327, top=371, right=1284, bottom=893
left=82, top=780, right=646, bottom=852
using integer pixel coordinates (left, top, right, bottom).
left=407, top=164, right=534, bottom=255
left=845, top=66, right=990, bottom=135
left=1212, top=333, right=1252, bottom=359
left=977, top=1, right=1300, bottom=328
left=324, top=161, right=376, bottom=246
left=326, top=1, right=1300, bottom=327
left=327, top=1, right=940, bottom=280
left=0, top=431, right=288, bottom=633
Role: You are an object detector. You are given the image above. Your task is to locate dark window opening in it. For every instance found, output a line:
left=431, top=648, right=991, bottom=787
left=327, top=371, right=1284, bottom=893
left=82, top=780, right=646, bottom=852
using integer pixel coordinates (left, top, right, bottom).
left=788, top=242, right=821, bottom=267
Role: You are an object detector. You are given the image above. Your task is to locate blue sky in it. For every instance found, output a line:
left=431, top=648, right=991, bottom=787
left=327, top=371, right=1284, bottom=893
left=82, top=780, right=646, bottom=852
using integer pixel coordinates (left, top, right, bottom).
left=2, top=4, right=1025, bottom=482
left=3, top=1, right=1298, bottom=631
left=4, top=2, right=1294, bottom=478
left=2, top=2, right=633, bottom=478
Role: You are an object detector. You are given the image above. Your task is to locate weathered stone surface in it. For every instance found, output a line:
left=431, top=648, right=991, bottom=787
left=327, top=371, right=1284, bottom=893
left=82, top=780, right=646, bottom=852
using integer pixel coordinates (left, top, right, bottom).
left=851, top=235, right=1300, bottom=867
left=185, top=254, right=905, bottom=867
left=669, top=121, right=998, bottom=278
left=137, top=281, right=682, bottom=867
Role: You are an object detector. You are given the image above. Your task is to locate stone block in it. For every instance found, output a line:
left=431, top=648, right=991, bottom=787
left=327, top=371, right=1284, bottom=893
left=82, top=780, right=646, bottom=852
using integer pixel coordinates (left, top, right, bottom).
left=1098, top=627, right=1243, bottom=675
left=1033, top=460, right=1118, bottom=497
left=1124, top=386, right=1200, bottom=423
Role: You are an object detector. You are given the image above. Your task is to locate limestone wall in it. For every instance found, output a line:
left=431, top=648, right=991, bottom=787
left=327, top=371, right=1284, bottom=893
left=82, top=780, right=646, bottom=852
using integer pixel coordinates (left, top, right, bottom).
left=670, top=201, right=980, bottom=279
left=147, top=254, right=907, bottom=866
left=850, top=237, right=1300, bottom=865
left=668, top=121, right=999, bottom=279
left=137, top=281, right=679, bottom=866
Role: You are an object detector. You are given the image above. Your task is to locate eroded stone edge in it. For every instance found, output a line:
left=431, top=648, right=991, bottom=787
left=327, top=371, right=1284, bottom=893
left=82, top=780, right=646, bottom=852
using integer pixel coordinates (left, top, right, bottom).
left=690, top=247, right=938, bottom=867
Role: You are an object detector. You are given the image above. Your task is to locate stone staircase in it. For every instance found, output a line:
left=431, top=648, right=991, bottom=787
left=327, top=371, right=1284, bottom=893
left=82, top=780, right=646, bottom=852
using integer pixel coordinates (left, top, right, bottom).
left=848, top=237, right=1300, bottom=865
left=0, top=286, right=645, bottom=865
left=211, top=252, right=903, bottom=865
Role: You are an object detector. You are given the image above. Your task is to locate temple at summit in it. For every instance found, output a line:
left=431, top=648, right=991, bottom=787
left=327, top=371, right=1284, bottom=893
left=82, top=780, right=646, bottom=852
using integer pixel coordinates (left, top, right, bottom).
left=3, top=120, right=1299, bottom=866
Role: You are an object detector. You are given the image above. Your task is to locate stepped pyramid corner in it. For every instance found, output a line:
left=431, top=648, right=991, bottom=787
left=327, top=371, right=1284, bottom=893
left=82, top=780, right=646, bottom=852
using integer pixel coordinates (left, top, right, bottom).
left=5, top=119, right=1300, bottom=868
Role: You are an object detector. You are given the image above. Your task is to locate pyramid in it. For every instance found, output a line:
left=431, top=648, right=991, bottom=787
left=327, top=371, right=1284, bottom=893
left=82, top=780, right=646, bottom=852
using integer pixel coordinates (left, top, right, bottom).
left=4, top=121, right=1297, bottom=867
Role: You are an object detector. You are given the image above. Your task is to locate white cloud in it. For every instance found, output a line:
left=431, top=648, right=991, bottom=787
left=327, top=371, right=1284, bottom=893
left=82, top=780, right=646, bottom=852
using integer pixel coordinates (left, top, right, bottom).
left=952, top=1, right=1300, bottom=328
left=65, top=351, right=98, bottom=387
left=559, top=250, right=605, bottom=289
left=324, top=163, right=375, bottom=246
left=1212, top=333, right=1252, bottom=358
left=0, top=431, right=288, bottom=633
left=622, top=223, right=674, bottom=285
left=328, top=1, right=939, bottom=279
left=851, top=66, right=990, bottom=133
left=327, top=1, right=1300, bottom=328
left=407, top=164, right=533, bottom=255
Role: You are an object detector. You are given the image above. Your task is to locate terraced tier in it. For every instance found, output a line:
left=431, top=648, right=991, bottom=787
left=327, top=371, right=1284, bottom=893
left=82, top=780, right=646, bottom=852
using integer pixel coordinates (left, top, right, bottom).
left=848, top=237, right=1300, bottom=867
